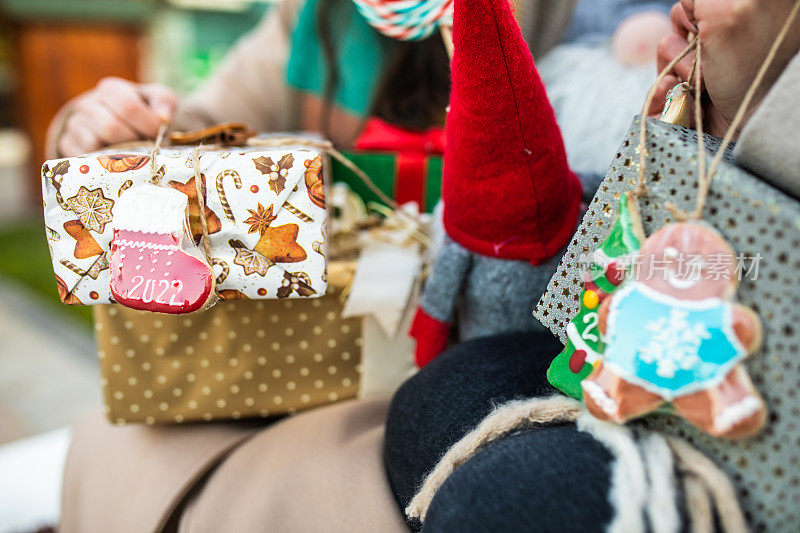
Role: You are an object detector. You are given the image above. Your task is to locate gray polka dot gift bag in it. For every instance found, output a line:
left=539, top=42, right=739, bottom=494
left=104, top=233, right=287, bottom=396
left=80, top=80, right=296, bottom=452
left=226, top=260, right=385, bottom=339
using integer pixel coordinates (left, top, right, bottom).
left=535, top=96, right=800, bottom=533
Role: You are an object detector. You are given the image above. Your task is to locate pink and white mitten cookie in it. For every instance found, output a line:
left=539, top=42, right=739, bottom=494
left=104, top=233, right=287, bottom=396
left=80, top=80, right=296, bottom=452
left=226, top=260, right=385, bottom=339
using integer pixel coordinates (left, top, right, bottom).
left=109, top=184, right=215, bottom=314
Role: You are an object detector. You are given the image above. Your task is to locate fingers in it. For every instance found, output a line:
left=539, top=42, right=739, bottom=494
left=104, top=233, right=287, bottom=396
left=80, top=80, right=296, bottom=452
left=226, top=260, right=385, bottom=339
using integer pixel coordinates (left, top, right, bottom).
left=55, top=77, right=179, bottom=156
left=670, top=2, right=696, bottom=39
left=94, top=77, right=163, bottom=138
left=76, top=99, right=140, bottom=145
left=59, top=113, right=103, bottom=156
left=679, top=0, right=697, bottom=27
left=657, top=32, right=696, bottom=81
left=138, top=83, right=178, bottom=123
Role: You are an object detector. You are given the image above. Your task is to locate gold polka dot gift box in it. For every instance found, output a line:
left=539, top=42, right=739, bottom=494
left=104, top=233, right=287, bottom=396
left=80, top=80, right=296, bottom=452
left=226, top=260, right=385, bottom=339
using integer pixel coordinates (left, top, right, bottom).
left=41, top=138, right=328, bottom=306
left=95, top=263, right=367, bottom=425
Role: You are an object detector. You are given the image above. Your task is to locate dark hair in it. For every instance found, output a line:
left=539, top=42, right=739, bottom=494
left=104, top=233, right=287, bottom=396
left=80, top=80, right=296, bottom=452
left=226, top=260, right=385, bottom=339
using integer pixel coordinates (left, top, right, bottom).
left=316, top=0, right=451, bottom=135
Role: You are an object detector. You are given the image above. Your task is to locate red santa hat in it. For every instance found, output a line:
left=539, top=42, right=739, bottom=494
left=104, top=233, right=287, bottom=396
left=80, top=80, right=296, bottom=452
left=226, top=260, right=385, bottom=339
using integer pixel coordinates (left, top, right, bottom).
left=442, top=0, right=582, bottom=264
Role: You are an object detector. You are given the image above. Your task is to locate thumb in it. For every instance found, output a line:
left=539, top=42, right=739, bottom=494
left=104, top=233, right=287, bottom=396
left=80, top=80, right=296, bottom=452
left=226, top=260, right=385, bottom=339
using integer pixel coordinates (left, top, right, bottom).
left=138, top=83, right=178, bottom=123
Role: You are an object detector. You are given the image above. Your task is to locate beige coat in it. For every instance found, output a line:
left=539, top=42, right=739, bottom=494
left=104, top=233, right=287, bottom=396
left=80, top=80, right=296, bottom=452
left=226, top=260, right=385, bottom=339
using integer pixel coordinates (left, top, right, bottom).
left=61, top=399, right=406, bottom=533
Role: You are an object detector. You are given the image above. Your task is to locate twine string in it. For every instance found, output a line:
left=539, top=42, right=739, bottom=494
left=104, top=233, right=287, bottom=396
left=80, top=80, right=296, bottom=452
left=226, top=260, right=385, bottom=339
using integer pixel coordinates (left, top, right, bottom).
left=244, top=136, right=405, bottom=213
left=637, top=0, right=800, bottom=220
left=666, top=40, right=705, bottom=221
left=145, top=122, right=213, bottom=264
left=243, top=136, right=427, bottom=238
left=149, top=123, right=168, bottom=183
left=697, top=0, right=800, bottom=216
left=190, top=148, right=213, bottom=265
left=635, top=38, right=698, bottom=197
left=142, top=131, right=428, bottom=271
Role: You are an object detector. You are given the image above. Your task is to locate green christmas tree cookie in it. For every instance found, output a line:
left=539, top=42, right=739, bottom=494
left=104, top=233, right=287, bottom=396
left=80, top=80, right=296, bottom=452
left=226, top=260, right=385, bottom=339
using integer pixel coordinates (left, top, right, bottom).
left=547, top=193, right=645, bottom=400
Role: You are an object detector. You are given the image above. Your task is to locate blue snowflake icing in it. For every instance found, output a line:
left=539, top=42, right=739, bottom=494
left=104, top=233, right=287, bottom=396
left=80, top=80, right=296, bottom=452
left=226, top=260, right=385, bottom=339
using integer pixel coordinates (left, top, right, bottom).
left=602, top=282, right=746, bottom=399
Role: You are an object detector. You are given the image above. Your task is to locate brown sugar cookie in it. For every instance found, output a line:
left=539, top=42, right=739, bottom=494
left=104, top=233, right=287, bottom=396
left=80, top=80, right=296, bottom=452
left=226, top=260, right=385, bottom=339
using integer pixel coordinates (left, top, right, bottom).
left=169, top=176, right=222, bottom=242
left=63, top=219, right=104, bottom=259
left=253, top=224, right=307, bottom=263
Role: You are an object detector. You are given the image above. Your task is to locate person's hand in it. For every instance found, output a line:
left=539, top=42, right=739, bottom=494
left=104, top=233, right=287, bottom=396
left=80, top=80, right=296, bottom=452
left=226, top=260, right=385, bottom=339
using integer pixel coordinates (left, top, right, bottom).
left=54, top=77, right=178, bottom=156
left=612, top=11, right=671, bottom=66
left=651, top=0, right=800, bottom=137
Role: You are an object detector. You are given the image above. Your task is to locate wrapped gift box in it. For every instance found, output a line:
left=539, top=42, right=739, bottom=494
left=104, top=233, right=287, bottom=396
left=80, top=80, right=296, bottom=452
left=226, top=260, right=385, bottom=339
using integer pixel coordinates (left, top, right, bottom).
left=42, top=144, right=328, bottom=306
left=332, top=151, right=443, bottom=213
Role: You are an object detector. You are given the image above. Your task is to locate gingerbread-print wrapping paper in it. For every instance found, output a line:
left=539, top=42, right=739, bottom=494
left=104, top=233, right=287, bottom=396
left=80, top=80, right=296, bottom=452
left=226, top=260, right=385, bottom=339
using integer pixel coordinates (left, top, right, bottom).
left=41, top=144, right=328, bottom=305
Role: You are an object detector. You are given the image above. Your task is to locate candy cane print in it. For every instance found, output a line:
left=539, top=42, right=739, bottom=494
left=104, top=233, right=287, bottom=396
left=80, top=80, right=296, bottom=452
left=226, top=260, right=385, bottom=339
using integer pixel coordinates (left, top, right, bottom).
left=118, top=180, right=133, bottom=197
left=60, top=258, right=87, bottom=277
left=212, top=258, right=230, bottom=284
left=216, top=169, right=242, bottom=221
left=283, top=201, right=314, bottom=223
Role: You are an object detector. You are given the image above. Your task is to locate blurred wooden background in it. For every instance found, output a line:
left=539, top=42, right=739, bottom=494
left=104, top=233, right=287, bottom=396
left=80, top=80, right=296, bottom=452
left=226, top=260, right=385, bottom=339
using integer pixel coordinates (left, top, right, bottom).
left=13, top=22, right=142, bottom=204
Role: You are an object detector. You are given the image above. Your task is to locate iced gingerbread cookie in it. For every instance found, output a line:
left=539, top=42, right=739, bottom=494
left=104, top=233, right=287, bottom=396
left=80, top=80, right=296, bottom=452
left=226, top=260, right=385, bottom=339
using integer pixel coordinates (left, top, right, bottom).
left=581, top=222, right=766, bottom=440
left=109, top=184, right=215, bottom=314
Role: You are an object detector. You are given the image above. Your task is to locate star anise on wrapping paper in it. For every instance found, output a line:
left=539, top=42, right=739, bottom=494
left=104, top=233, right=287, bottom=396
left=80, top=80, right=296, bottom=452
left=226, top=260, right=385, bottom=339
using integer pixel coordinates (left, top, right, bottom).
left=253, top=153, right=294, bottom=194
left=229, top=239, right=274, bottom=277
left=243, top=203, right=277, bottom=236
left=66, top=186, right=114, bottom=233
left=276, top=271, right=317, bottom=299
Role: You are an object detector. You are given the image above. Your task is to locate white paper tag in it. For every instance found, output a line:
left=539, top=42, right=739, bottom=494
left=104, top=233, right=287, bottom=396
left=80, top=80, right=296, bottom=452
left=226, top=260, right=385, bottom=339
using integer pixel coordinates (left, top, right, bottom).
left=342, top=242, right=422, bottom=338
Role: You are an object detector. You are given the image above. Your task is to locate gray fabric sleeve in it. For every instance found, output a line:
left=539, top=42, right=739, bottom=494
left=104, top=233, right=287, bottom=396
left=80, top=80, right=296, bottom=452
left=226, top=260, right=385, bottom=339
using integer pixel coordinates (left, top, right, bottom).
left=172, top=0, right=304, bottom=133
left=734, top=51, right=800, bottom=199
left=419, top=238, right=473, bottom=323
left=516, top=0, right=576, bottom=58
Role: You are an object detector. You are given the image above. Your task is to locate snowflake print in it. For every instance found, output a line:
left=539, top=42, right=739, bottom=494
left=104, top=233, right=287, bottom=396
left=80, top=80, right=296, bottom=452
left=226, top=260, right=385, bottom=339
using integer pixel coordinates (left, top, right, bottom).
left=638, top=309, right=711, bottom=378
left=66, top=186, right=114, bottom=233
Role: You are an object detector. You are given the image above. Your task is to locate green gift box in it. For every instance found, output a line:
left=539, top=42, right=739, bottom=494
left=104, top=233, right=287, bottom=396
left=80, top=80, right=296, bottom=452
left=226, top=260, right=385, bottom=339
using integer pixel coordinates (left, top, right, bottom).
left=332, top=151, right=443, bottom=213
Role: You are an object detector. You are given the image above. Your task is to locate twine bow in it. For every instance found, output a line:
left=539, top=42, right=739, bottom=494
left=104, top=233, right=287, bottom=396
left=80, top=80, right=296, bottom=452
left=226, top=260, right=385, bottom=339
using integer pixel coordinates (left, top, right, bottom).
left=147, top=123, right=214, bottom=265
left=143, top=123, right=431, bottom=274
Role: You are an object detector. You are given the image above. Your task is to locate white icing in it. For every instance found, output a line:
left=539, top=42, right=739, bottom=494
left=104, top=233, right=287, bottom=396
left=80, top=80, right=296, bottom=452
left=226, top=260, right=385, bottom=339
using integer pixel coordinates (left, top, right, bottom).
left=592, top=249, right=636, bottom=268
left=665, top=268, right=701, bottom=290
left=118, top=240, right=181, bottom=252
left=114, top=184, right=188, bottom=234
left=582, top=379, right=620, bottom=418
left=566, top=322, right=602, bottom=364
left=714, top=396, right=762, bottom=433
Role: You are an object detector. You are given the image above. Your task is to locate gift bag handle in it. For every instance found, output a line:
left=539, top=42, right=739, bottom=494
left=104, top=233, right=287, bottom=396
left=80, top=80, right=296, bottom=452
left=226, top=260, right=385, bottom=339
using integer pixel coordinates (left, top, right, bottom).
left=635, top=0, right=800, bottom=221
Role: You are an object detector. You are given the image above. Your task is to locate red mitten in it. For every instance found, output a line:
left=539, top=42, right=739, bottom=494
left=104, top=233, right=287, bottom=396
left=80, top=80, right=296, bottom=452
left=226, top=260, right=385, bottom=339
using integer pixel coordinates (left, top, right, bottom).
left=409, top=307, right=451, bottom=368
left=109, top=184, right=215, bottom=314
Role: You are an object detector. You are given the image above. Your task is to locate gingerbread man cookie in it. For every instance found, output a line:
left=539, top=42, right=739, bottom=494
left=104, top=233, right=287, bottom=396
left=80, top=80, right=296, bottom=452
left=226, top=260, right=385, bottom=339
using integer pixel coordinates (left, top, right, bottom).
left=581, top=222, right=766, bottom=439
left=109, top=184, right=215, bottom=314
